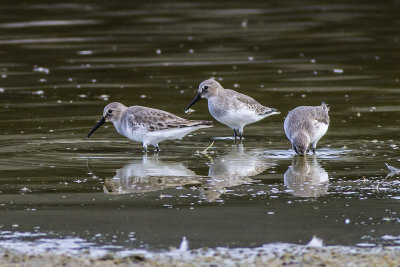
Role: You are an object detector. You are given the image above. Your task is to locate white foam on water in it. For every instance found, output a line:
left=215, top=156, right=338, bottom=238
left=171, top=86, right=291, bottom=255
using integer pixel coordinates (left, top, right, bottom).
left=356, top=243, right=376, bottom=248
left=0, top=233, right=399, bottom=264
left=212, top=136, right=237, bottom=140
left=381, top=235, right=400, bottom=241
left=262, top=148, right=349, bottom=159
left=307, top=235, right=324, bottom=247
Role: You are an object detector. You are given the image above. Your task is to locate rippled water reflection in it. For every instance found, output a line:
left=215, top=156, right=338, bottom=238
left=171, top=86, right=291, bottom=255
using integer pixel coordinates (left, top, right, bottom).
left=0, top=0, right=399, bottom=252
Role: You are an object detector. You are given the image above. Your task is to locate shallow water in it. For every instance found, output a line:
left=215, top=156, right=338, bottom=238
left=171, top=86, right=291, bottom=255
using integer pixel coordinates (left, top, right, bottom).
left=0, top=0, right=399, bottom=253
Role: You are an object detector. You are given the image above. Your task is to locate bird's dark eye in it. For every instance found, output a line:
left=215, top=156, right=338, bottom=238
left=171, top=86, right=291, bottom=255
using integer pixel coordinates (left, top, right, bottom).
left=107, top=109, right=113, bottom=114
left=203, top=86, right=209, bottom=90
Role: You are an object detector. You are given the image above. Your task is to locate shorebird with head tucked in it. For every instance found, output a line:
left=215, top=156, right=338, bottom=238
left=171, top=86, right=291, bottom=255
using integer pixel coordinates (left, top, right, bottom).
left=87, top=102, right=212, bottom=152
left=284, top=103, right=330, bottom=156
left=186, top=79, right=279, bottom=140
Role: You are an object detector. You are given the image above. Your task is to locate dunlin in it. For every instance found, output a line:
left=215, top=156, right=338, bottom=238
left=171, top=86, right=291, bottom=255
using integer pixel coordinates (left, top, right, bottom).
left=284, top=102, right=330, bottom=156
left=87, top=102, right=212, bottom=152
left=186, top=79, right=279, bottom=140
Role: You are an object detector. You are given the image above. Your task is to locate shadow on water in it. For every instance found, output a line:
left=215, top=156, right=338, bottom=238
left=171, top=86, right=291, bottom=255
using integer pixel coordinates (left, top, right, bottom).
left=0, top=0, right=399, bottom=253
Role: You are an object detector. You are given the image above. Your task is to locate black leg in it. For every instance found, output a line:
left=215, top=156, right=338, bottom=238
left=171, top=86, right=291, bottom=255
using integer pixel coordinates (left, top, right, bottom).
left=233, top=129, right=238, bottom=143
left=155, top=145, right=161, bottom=152
left=312, top=148, right=316, bottom=154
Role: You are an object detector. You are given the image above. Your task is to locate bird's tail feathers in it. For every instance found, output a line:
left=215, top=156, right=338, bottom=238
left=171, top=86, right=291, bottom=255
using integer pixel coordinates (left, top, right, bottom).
left=180, top=120, right=213, bottom=128
left=321, top=102, right=330, bottom=112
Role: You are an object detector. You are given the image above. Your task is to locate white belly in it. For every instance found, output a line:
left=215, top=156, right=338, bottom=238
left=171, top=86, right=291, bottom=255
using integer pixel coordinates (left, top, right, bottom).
left=310, top=121, right=329, bottom=143
left=209, top=101, right=264, bottom=129
left=143, top=126, right=204, bottom=145
left=113, top=121, right=146, bottom=143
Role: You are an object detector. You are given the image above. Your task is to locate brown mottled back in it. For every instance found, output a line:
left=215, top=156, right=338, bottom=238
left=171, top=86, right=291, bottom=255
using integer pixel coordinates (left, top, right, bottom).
left=125, top=106, right=212, bottom=132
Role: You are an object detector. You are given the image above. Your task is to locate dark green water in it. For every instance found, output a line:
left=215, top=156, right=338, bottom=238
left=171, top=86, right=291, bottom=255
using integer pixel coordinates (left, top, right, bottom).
left=0, top=0, right=399, bottom=253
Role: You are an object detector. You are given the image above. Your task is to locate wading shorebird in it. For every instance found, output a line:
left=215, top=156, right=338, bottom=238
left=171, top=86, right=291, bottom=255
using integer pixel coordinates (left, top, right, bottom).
left=284, top=102, right=330, bottom=156
left=186, top=79, right=279, bottom=140
left=87, top=102, right=212, bottom=152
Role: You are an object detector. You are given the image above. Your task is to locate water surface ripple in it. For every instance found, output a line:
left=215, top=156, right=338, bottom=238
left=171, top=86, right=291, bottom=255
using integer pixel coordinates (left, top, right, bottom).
left=0, top=0, right=399, bottom=252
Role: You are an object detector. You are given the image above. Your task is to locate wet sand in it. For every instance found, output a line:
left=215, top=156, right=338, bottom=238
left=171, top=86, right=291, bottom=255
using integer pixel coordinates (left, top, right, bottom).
left=1, top=244, right=399, bottom=267
left=1, top=0, right=400, bottom=262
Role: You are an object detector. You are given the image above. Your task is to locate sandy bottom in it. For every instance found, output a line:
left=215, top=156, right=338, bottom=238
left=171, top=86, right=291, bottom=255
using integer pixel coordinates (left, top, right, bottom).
left=0, top=243, right=399, bottom=267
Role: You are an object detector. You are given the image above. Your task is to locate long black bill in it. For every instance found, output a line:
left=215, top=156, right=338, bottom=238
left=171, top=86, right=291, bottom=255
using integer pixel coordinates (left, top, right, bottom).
left=185, top=93, right=201, bottom=111
left=86, top=117, right=106, bottom=138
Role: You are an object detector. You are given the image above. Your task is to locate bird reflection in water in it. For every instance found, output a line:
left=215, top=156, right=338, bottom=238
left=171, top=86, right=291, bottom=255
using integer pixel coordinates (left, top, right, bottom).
left=98, top=144, right=270, bottom=201
left=201, top=144, right=271, bottom=202
left=284, top=156, right=329, bottom=197
left=102, top=155, right=201, bottom=194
